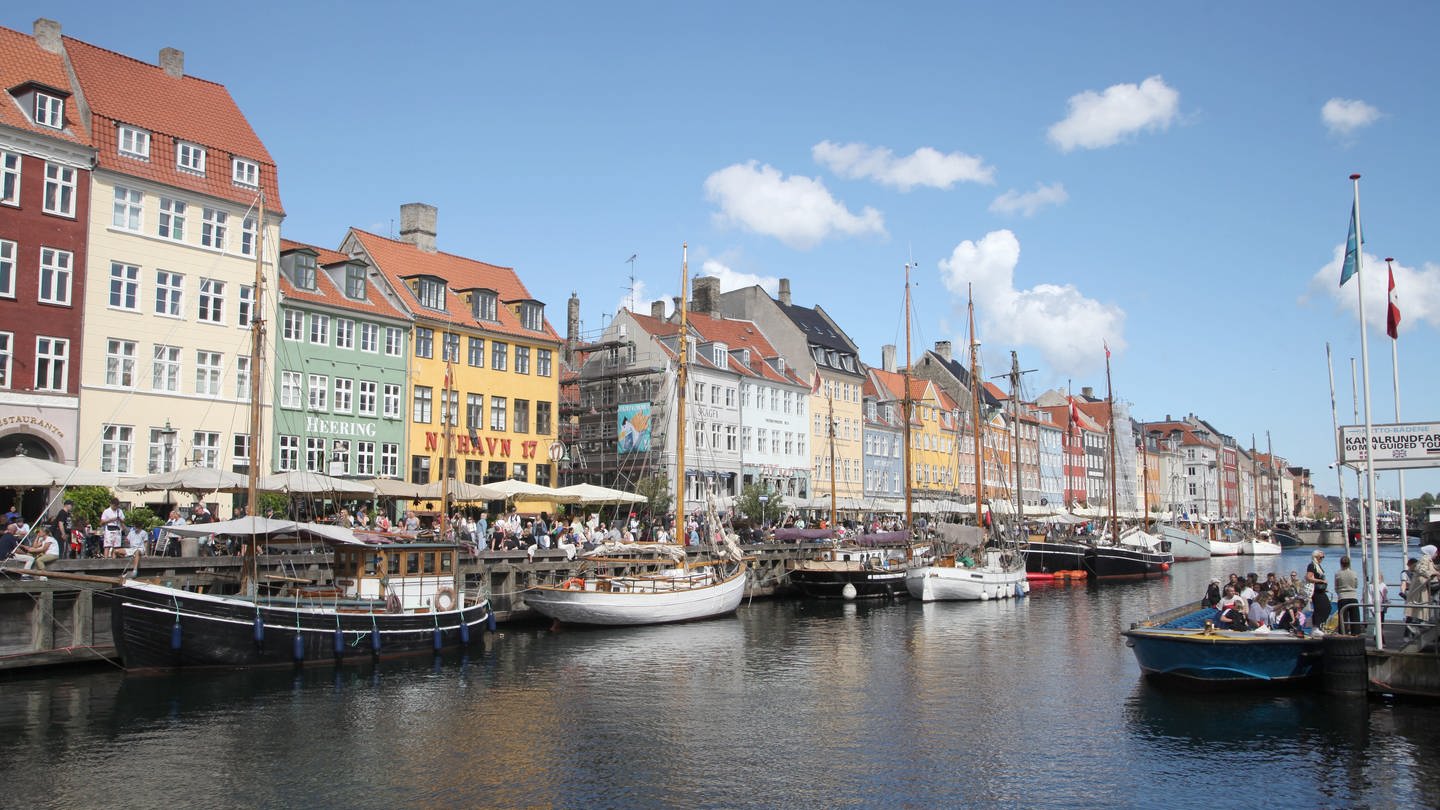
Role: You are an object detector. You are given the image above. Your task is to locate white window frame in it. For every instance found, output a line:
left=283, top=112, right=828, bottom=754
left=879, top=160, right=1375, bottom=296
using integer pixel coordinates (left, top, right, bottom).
left=158, top=197, right=186, bottom=241
left=335, top=319, right=355, bottom=350
left=282, top=309, right=303, bottom=341
left=34, top=92, right=63, bottom=129
left=537, top=348, right=552, bottom=377
left=358, top=380, right=377, bottom=416
left=232, top=157, right=258, bottom=187
left=308, top=374, right=329, bottom=412
left=380, top=443, right=399, bottom=478
left=382, top=383, right=401, bottom=419
left=384, top=327, right=403, bottom=357
left=0, top=239, right=15, bottom=298
left=359, top=322, right=378, bottom=353
left=238, top=285, right=253, bottom=328
left=333, top=377, right=353, bottom=414
left=105, top=339, right=136, bottom=387
left=515, top=345, right=530, bottom=375
left=305, top=437, right=325, bottom=472
left=43, top=163, right=75, bottom=217
left=109, top=262, right=140, bottom=310
left=197, top=278, right=224, bottom=323
left=101, top=424, right=133, bottom=474
left=235, top=356, right=251, bottom=401
left=356, top=441, right=376, bottom=476
left=201, top=207, right=228, bottom=250
left=176, top=141, right=206, bottom=174
left=413, top=386, right=433, bottom=423
left=118, top=125, right=150, bottom=159
left=112, top=186, right=143, bottom=231
left=280, top=370, right=302, bottom=409
left=38, top=247, right=72, bottom=305
left=152, top=344, right=180, bottom=392
left=240, top=216, right=256, bottom=257
left=195, top=350, right=223, bottom=396
left=310, top=313, right=330, bottom=345
left=35, top=336, right=68, bottom=391
left=278, top=435, right=300, bottom=471
left=192, top=431, right=221, bottom=468
left=155, top=270, right=184, bottom=317
left=0, top=331, right=10, bottom=388
left=1, top=151, right=20, bottom=206
left=148, top=427, right=177, bottom=474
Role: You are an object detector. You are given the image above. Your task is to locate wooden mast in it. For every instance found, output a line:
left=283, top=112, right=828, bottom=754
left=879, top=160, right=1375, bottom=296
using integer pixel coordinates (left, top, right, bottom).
left=827, top=395, right=838, bottom=530
left=440, top=362, right=453, bottom=541
left=1250, top=434, right=1260, bottom=533
left=242, top=192, right=265, bottom=596
left=1010, top=351, right=1022, bottom=534
left=1140, top=432, right=1151, bottom=531
left=676, top=244, right=689, bottom=542
left=969, top=285, right=983, bottom=527
left=902, top=263, right=914, bottom=539
left=1104, top=346, right=1118, bottom=540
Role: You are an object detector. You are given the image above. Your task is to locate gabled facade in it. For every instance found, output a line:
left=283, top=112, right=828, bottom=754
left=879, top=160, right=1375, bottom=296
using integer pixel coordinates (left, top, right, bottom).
left=272, top=240, right=411, bottom=479
left=344, top=205, right=560, bottom=492
left=861, top=377, right=902, bottom=502
left=867, top=349, right=960, bottom=503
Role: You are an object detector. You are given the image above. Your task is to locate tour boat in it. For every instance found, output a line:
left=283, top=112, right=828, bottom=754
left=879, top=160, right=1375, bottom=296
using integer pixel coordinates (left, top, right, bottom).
left=1160, top=524, right=1210, bottom=562
left=789, top=531, right=913, bottom=599
left=1122, top=601, right=1324, bottom=686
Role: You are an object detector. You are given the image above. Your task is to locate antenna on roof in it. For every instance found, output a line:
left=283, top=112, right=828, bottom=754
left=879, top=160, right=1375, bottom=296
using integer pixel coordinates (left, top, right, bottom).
left=625, top=254, right=638, bottom=311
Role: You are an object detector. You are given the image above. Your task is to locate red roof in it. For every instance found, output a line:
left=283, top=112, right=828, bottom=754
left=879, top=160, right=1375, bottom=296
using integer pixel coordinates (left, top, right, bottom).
left=62, top=35, right=283, bottom=213
left=679, top=310, right=808, bottom=386
left=0, top=26, right=88, bottom=146
left=277, top=238, right=409, bottom=322
left=349, top=229, right=559, bottom=343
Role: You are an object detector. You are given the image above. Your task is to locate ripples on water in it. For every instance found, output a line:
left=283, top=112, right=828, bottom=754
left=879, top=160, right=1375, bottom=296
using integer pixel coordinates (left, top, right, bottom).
left=3, top=546, right=1438, bottom=809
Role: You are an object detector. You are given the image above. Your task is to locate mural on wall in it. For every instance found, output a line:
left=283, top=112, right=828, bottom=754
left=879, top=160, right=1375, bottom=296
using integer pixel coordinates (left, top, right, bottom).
left=617, top=402, right=652, bottom=454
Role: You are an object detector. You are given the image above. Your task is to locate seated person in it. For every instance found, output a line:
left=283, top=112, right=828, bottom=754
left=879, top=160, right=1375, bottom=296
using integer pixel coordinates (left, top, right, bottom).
left=1218, top=600, right=1252, bottom=631
left=1274, top=598, right=1308, bottom=633
left=1247, top=593, right=1273, bottom=629
left=1202, top=578, right=1222, bottom=608
left=20, top=527, right=61, bottom=570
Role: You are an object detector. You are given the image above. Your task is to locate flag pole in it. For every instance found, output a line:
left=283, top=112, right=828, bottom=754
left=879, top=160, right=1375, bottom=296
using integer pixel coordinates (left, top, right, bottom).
left=1348, top=173, right=1383, bottom=649
left=1324, top=342, right=1349, bottom=548
left=1386, top=258, right=1408, bottom=555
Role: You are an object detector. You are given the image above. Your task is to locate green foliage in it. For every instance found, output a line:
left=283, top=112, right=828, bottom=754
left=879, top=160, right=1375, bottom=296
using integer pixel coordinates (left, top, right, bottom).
left=735, top=483, right=784, bottom=526
left=64, top=486, right=113, bottom=527
left=258, top=492, right=289, bottom=518
left=633, top=474, right=673, bottom=518
left=126, top=506, right=160, bottom=532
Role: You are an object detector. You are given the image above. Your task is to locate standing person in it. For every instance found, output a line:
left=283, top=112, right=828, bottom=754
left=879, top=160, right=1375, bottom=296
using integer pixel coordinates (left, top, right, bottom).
left=1306, top=549, right=1331, bottom=630
left=1404, top=546, right=1436, bottom=640
left=1333, top=556, right=1360, bottom=635
left=51, top=501, right=75, bottom=559
left=100, top=498, right=126, bottom=559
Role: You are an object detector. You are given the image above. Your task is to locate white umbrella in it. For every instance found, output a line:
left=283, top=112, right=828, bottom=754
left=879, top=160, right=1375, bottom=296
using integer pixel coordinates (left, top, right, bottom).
left=483, top=478, right=560, bottom=499
left=119, top=466, right=248, bottom=494
left=551, top=483, right=647, bottom=505
left=257, top=471, right=376, bottom=496
left=0, top=455, right=116, bottom=488
left=164, top=516, right=357, bottom=544
left=362, top=477, right=428, bottom=499
left=415, top=478, right=504, bottom=501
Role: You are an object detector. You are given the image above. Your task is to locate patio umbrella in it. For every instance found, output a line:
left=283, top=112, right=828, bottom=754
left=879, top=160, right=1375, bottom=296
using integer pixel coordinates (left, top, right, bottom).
left=415, top=478, right=504, bottom=502
left=118, top=466, right=248, bottom=494
left=0, top=455, right=117, bottom=488
left=551, top=483, right=647, bottom=505
left=257, top=471, right=377, bottom=496
left=362, top=477, right=428, bottom=499
left=483, top=478, right=561, bottom=499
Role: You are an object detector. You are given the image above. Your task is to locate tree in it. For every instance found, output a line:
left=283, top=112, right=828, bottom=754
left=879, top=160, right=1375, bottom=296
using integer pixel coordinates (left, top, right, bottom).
left=736, top=483, right=784, bottom=527
left=65, top=486, right=114, bottom=527
left=633, top=474, right=673, bottom=519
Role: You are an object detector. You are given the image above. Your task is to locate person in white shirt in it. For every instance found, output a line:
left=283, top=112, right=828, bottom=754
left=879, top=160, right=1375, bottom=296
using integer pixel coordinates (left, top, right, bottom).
left=20, top=527, right=61, bottom=569
left=100, top=499, right=125, bottom=559
left=126, top=525, right=149, bottom=557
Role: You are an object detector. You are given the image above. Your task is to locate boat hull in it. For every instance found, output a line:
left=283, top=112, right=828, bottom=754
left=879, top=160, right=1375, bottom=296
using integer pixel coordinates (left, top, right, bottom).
left=523, top=568, right=748, bottom=626
left=1209, top=539, right=1242, bottom=557
left=1159, top=526, right=1210, bottom=562
left=1124, top=627, right=1323, bottom=684
left=1243, top=539, right=1282, bottom=556
left=788, top=564, right=907, bottom=599
left=1083, top=545, right=1172, bottom=579
left=109, top=582, right=492, bottom=672
left=1024, top=540, right=1089, bottom=574
left=905, top=564, right=1029, bottom=601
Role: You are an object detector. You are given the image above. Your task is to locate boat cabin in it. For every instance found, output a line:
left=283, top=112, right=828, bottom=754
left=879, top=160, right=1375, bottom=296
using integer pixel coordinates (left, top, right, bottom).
left=331, top=542, right=463, bottom=611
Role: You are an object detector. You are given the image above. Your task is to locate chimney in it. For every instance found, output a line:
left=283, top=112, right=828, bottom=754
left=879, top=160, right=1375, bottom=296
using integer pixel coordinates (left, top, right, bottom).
left=881, top=344, right=896, bottom=373
left=651, top=300, right=666, bottom=320
left=33, top=19, right=61, bottom=53
left=778, top=278, right=792, bottom=306
left=399, top=203, right=438, bottom=253
left=1081, top=386, right=1095, bottom=400
left=671, top=296, right=681, bottom=319
left=159, top=47, right=185, bottom=78
left=566, top=292, right=580, bottom=350
left=934, top=340, right=952, bottom=362
left=692, top=276, right=721, bottom=318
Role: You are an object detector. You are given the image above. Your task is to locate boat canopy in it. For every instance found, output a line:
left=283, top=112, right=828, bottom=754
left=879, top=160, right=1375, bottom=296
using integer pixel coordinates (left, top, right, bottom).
left=163, top=516, right=358, bottom=544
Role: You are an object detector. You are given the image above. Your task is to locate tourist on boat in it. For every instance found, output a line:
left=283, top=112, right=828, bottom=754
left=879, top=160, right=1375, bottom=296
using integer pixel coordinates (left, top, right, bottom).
left=1334, top=556, right=1360, bottom=634
left=1202, top=578, right=1222, bottom=608
left=1274, top=598, right=1308, bottom=635
left=1218, top=585, right=1245, bottom=611
left=1218, top=600, right=1252, bottom=631
left=1306, top=550, right=1331, bottom=628
left=1248, top=593, right=1273, bottom=629
left=1239, top=576, right=1258, bottom=602
left=1283, top=571, right=1304, bottom=601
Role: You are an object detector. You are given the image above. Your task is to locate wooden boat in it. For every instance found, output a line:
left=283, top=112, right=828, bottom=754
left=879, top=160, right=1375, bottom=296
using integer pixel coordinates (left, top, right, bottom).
left=523, top=245, right=748, bottom=625
left=1160, top=524, right=1210, bottom=562
left=789, top=531, right=912, bottom=599
left=1122, top=601, right=1324, bottom=686
left=1243, top=532, right=1282, bottom=556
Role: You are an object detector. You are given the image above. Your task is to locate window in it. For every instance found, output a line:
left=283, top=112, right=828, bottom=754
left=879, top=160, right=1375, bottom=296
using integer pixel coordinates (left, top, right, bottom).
left=309, top=313, right=329, bottom=344
left=158, top=197, right=186, bottom=240
left=411, top=455, right=431, bottom=484
left=155, top=271, right=184, bottom=316
left=109, top=262, right=139, bottom=310
left=34, top=93, right=63, bottom=128
left=232, top=157, right=258, bottom=187
left=240, top=217, right=256, bottom=257
left=417, top=277, right=445, bottom=310
left=515, top=345, right=530, bottom=374
left=118, top=125, right=150, bottom=159
left=358, top=380, right=377, bottom=416
left=0, top=332, right=9, bottom=387
left=356, top=441, right=375, bottom=476
left=236, top=356, right=251, bottom=401
left=306, top=438, right=326, bottom=472
left=383, top=327, right=403, bottom=356
left=148, top=427, right=177, bottom=474
left=176, top=141, right=206, bottom=174
left=520, top=302, right=544, bottom=331
left=152, top=345, right=180, bottom=391
left=232, top=434, right=250, bottom=474
left=330, top=440, right=350, bottom=475
left=201, top=208, right=227, bottom=250
left=473, top=290, right=498, bottom=321
left=441, top=390, right=458, bottom=426
left=537, top=348, right=552, bottom=377
left=335, top=319, right=354, bottom=349
left=514, top=399, right=530, bottom=433
left=197, top=278, right=224, bottom=322
left=195, top=351, right=222, bottom=396
left=282, top=309, right=303, bottom=340
left=536, top=464, right=551, bottom=487
left=192, top=431, right=220, bottom=468
left=112, top=186, right=143, bottom=231
left=101, top=424, right=133, bottom=473
left=491, top=341, right=508, bottom=371
left=359, top=322, right=378, bottom=353
left=380, top=443, right=399, bottom=477
left=413, top=386, right=432, bottom=423
left=38, top=248, right=72, bottom=305
left=441, top=332, right=459, bottom=363
left=278, top=435, right=299, bottom=471
left=334, top=378, right=353, bottom=413
left=414, top=327, right=433, bottom=359
left=536, top=401, right=552, bottom=435
left=466, top=394, right=484, bottom=429
left=382, top=384, right=401, bottom=419
left=238, top=285, right=253, bottom=328
left=105, top=339, right=136, bottom=387
left=0, top=151, right=17, bottom=205
left=344, top=265, right=366, bottom=299
left=280, top=371, right=302, bottom=409
left=467, top=337, right=484, bottom=368
left=308, top=374, right=329, bottom=411
left=490, top=396, right=507, bottom=431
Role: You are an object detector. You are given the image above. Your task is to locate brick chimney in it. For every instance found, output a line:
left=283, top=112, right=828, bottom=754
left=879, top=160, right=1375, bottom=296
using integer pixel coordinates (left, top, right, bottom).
left=159, top=47, right=184, bottom=78
left=881, top=344, right=896, bottom=373
left=399, top=203, right=437, bottom=253
left=934, top=340, right=952, bottom=362
left=692, top=276, right=720, bottom=318
left=778, top=278, right=792, bottom=306
left=565, top=292, right=580, bottom=364
left=651, top=300, right=666, bottom=320
left=33, top=19, right=61, bottom=53
left=1082, top=386, right=1095, bottom=400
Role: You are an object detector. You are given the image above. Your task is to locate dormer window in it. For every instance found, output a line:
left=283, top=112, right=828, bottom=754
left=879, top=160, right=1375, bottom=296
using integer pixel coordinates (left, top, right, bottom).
left=344, top=264, right=366, bottom=299
left=416, top=277, right=446, bottom=311
left=283, top=251, right=317, bottom=290
left=232, top=157, right=258, bottom=187
left=520, top=301, right=544, bottom=331
left=34, top=93, right=63, bottom=129
left=118, top=125, right=150, bottom=159
left=176, top=141, right=206, bottom=175
left=472, top=289, right=498, bottom=322
left=711, top=341, right=727, bottom=366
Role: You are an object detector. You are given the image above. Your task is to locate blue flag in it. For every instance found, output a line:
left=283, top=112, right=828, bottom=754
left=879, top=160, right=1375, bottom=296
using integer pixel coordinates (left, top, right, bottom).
left=1339, top=200, right=1361, bottom=286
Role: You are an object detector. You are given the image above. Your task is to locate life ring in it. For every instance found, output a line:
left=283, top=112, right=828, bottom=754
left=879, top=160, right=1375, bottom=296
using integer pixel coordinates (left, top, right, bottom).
left=434, top=586, right=457, bottom=612
left=561, top=577, right=586, bottom=590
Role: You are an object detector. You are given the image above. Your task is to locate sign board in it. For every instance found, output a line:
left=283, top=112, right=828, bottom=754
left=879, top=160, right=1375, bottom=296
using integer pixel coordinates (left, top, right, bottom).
left=1337, top=422, right=1440, bottom=470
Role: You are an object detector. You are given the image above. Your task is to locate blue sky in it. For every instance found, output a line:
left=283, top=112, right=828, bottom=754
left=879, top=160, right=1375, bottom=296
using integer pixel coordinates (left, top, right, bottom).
left=9, top=1, right=1439, bottom=500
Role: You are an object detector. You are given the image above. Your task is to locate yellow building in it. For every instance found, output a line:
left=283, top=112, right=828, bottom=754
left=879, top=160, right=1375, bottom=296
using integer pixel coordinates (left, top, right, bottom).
left=342, top=205, right=560, bottom=500
left=867, top=367, right=959, bottom=499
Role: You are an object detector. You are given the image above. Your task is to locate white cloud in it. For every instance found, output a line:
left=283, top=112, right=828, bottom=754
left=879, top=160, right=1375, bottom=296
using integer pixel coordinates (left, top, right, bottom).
left=699, top=259, right=780, bottom=296
left=1307, top=249, right=1440, bottom=335
left=989, top=182, right=1069, bottom=217
left=811, top=140, right=995, bottom=190
left=704, top=161, right=886, bottom=249
left=1047, top=75, right=1180, bottom=152
left=938, top=229, right=1126, bottom=376
left=1322, top=98, right=1381, bottom=137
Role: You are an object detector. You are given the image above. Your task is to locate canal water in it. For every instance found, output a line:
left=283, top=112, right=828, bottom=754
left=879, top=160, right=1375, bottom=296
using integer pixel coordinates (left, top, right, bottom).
left=4, top=545, right=1437, bottom=809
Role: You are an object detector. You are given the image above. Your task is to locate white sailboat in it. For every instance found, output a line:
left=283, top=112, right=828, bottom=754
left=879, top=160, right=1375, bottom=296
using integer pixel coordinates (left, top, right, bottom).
left=906, top=280, right=1028, bottom=602
left=523, top=244, right=748, bottom=626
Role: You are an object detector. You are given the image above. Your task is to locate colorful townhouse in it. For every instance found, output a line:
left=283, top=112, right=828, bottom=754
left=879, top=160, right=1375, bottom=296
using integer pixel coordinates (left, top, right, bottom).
left=861, top=376, right=903, bottom=505
left=273, top=240, right=411, bottom=479
left=866, top=349, right=960, bottom=505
